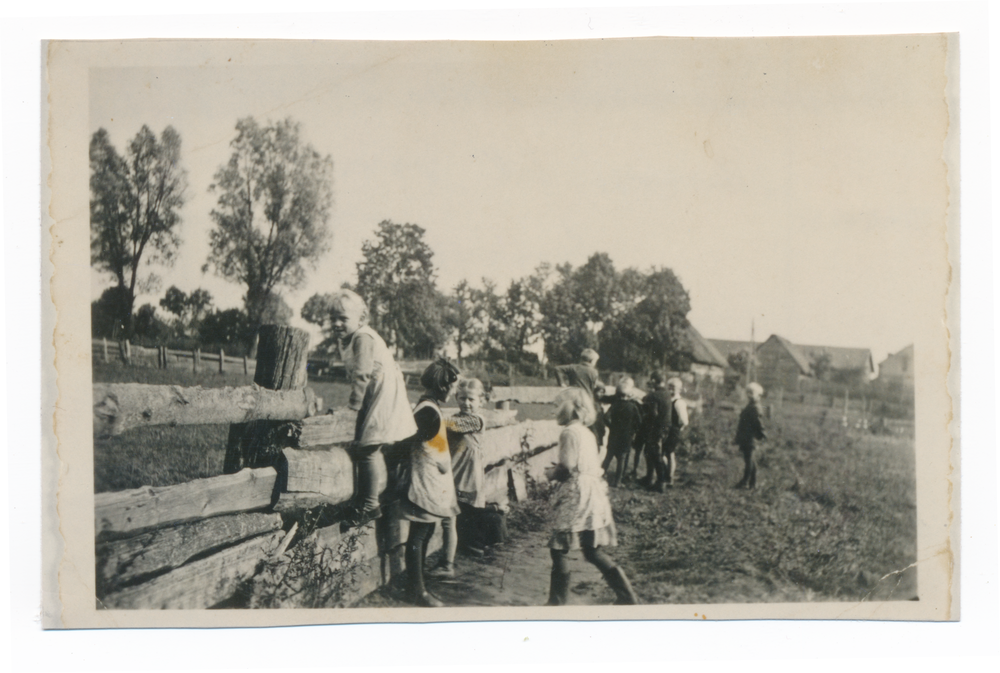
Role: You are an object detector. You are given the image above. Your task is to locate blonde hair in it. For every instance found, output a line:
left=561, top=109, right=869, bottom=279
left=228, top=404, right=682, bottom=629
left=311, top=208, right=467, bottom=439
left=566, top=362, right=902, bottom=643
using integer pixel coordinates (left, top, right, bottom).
left=556, top=387, right=596, bottom=426
left=580, top=348, right=599, bottom=365
left=616, top=377, right=635, bottom=396
left=457, top=378, right=485, bottom=397
left=666, top=377, right=683, bottom=390
left=330, top=289, right=369, bottom=324
left=747, top=382, right=764, bottom=397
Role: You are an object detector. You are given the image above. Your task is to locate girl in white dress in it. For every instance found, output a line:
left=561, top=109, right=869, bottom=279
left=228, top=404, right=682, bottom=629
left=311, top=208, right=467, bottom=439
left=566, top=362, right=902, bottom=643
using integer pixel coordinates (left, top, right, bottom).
left=545, top=388, right=638, bottom=605
left=331, top=290, right=417, bottom=526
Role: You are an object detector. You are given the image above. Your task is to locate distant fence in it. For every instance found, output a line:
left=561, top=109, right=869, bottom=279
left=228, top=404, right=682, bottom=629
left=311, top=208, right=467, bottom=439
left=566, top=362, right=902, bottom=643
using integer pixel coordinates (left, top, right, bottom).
left=93, top=338, right=257, bottom=375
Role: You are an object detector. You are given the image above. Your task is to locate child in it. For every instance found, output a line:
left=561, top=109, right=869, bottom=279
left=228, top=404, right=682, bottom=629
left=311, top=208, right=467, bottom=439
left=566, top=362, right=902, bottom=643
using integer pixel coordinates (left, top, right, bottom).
left=555, top=348, right=606, bottom=448
left=400, top=359, right=462, bottom=607
left=734, top=382, right=767, bottom=489
left=331, top=290, right=417, bottom=526
left=601, top=377, right=643, bottom=488
left=544, top=388, right=638, bottom=606
left=661, top=377, right=689, bottom=489
left=429, top=378, right=498, bottom=577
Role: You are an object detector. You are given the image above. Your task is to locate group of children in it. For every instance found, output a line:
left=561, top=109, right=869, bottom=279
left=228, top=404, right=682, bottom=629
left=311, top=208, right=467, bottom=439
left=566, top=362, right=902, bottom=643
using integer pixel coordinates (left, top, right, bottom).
left=330, top=288, right=765, bottom=608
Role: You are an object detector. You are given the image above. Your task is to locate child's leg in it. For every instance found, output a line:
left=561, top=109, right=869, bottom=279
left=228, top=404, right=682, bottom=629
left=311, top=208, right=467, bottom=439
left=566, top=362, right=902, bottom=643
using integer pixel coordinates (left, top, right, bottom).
left=438, top=516, right=457, bottom=569
left=614, top=448, right=629, bottom=487
left=665, top=450, right=677, bottom=484
left=349, top=443, right=384, bottom=514
left=739, top=447, right=753, bottom=487
left=581, top=532, right=638, bottom=605
left=547, top=548, right=571, bottom=606
left=747, top=450, right=758, bottom=488
left=405, top=521, right=443, bottom=606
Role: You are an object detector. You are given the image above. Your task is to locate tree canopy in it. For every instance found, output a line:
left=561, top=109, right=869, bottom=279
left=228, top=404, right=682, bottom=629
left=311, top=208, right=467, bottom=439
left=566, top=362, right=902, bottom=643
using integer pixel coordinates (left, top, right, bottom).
left=204, top=117, right=333, bottom=345
left=90, top=125, right=187, bottom=335
left=353, top=221, right=449, bottom=358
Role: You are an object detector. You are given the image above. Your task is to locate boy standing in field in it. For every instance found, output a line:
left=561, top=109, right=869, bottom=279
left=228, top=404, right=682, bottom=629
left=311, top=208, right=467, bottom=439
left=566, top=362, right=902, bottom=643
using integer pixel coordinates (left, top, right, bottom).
left=331, top=290, right=418, bottom=526
left=639, top=373, right=688, bottom=492
left=734, top=382, right=767, bottom=489
left=555, top=348, right=606, bottom=447
left=601, top=377, right=643, bottom=487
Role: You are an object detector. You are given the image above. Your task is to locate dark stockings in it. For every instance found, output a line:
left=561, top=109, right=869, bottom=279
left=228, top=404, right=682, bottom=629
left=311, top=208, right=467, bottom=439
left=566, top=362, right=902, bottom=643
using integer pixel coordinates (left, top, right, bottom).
left=739, top=448, right=757, bottom=488
left=405, top=521, right=443, bottom=606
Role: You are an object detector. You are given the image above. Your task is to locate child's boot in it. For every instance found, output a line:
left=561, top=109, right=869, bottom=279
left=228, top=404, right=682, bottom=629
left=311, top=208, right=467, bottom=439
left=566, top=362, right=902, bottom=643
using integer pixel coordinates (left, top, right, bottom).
left=546, top=569, right=570, bottom=606
left=428, top=562, right=456, bottom=578
left=603, top=566, right=639, bottom=605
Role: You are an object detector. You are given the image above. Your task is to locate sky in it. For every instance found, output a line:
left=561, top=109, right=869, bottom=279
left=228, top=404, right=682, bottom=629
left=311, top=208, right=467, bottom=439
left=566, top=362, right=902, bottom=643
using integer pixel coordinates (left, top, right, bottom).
left=88, top=36, right=952, bottom=364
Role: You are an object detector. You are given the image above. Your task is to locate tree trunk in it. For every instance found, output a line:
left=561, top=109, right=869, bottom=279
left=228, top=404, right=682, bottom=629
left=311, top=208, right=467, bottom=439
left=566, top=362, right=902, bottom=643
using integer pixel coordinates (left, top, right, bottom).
left=224, top=325, right=310, bottom=473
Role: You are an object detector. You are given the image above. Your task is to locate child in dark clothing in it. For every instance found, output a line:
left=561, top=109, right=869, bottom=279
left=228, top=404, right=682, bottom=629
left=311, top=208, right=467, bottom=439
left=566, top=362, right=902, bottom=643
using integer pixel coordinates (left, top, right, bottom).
left=734, top=383, right=767, bottom=489
left=555, top=349, right=606, bottom=448
left=601, top=377, right=643, bottom=487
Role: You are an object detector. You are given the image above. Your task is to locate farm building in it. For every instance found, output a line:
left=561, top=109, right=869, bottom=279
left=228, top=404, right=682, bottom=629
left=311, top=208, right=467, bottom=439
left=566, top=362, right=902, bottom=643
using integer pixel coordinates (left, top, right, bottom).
left=797, top=344, right=875, bottom=386
left=684, top=324, right=729, bottom=382
left=877, top=344, right=915, bottom=388
left=754, top=334, right=814, bottom=392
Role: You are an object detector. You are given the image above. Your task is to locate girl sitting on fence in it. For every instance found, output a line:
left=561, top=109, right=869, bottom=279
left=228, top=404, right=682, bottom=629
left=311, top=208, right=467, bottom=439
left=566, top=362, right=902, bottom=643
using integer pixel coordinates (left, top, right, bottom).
left=544, top=387, right=638, bottom=606
left=331, top=289, right=417, bottom=527
left=400, top=359, right=462, bottom=607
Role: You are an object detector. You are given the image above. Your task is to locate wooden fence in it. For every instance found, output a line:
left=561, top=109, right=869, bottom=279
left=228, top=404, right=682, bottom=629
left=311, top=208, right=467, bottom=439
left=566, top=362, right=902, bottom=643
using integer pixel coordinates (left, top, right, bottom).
left=93, top=380, right=559, bottom=609
left=92, top=338, right=257, bottom=375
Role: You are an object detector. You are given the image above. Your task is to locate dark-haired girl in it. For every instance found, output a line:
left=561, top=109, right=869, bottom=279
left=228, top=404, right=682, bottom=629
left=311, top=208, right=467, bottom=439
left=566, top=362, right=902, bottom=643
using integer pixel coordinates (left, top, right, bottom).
left=400, top=359, right=462, bottom=607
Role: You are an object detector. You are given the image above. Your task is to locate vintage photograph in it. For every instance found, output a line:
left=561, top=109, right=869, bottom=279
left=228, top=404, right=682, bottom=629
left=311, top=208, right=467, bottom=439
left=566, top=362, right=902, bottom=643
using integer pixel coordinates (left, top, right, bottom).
left=44, top=34, right=957, bottom=627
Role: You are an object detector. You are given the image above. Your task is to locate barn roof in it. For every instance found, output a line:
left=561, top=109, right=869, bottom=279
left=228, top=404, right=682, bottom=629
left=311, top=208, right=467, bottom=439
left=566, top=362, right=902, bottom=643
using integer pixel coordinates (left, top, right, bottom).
left=798, top=344, right=875, bottom=372
left=707, top=339, right=758, bottom=361
left=879, top=344, right=914, bottom=367
left=762, top=334, right=814, bottom=375
left=685, top=325, right=729, bottom=368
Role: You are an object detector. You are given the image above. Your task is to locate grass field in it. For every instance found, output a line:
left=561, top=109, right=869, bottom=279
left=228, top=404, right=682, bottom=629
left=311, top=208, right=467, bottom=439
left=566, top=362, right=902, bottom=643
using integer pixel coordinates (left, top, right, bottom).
left=92, top=362, right=916, bottom=603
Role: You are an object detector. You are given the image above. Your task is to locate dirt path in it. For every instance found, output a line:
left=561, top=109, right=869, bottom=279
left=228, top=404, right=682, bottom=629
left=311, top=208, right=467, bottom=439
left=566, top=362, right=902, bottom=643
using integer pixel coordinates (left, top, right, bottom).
left=356, top=525, right=619, bottom=608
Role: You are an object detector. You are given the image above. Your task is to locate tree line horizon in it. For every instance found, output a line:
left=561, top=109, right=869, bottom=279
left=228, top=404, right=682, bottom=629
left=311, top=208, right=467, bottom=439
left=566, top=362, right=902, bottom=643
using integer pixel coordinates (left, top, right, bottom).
left=90, top=117, right=694, bottom=373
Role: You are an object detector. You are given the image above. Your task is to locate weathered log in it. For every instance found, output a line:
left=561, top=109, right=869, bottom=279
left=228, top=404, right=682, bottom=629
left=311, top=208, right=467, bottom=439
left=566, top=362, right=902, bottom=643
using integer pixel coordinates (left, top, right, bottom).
left=254, top=325, right=310, bottom=389
left=92, top=383, right=318, bottom=437
left=96, top=512, right=283, bottom=592
left=479, top=419, right=562, bottom=467
left=94, top=467, right=278, bottom=538
left=100, top=530, right=284, bottom=609
left=249, top=522, right=382, bottom=608
left=283, top=408, right=519, bottom=448
left=225, top=325, right=311, bottom=473
left=489, top=386, right=563, bottom=404
left=281, top=447, right=360, bottom=504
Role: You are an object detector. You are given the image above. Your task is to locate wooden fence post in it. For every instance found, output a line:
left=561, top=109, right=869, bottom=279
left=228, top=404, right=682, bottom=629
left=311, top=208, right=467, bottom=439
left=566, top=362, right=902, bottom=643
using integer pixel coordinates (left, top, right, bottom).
left=102, top=338, right=109, bottom=363
left=123, top=339, right=131, bottom=365
left=193, top=348, right=200, bottom=374
left=219, top=348, right=225, bottom=374
left=243, top=356, right=249, bottom=376
left=224, top=325, right=310, bottom=473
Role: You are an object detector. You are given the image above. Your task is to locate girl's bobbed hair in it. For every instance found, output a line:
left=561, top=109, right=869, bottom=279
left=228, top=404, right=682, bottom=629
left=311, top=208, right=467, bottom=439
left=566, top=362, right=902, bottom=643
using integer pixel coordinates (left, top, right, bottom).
left=420, top=358, right=461, bottom=398
left=556, top=387, right=597, bottom=426
left=330, top=289, right=369, bottom=323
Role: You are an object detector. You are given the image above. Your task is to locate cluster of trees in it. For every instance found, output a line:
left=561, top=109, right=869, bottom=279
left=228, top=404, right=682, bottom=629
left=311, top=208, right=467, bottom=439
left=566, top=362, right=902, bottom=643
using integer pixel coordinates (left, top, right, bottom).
left=92, top=118, right=693, bottom=372
left=90, top=117, right=332, bottom=356
left=302, top=223, right=693, bottom=372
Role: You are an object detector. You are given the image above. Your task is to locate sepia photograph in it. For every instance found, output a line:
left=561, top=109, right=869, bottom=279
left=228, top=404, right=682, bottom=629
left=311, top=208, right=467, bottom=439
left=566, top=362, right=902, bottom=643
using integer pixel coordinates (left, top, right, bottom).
left=43, top=31, right=957, bottom=629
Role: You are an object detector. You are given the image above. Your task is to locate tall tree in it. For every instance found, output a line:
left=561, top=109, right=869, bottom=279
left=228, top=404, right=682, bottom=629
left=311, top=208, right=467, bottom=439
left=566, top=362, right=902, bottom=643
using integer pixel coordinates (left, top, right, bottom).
left=598, top=267, right=692, bottom=373
left=485, top=265, right=549, bottom=363
left=90, top=126, right=187, bottom=335
left=159, top=286, right=214, bottom=337
left=445, top=279, right=489, bottom=366
left=354, top=220, right=449, bottom=358
left=204, top=117, right=333, bottom=348
left=540, top=253, right=619, bottom=363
